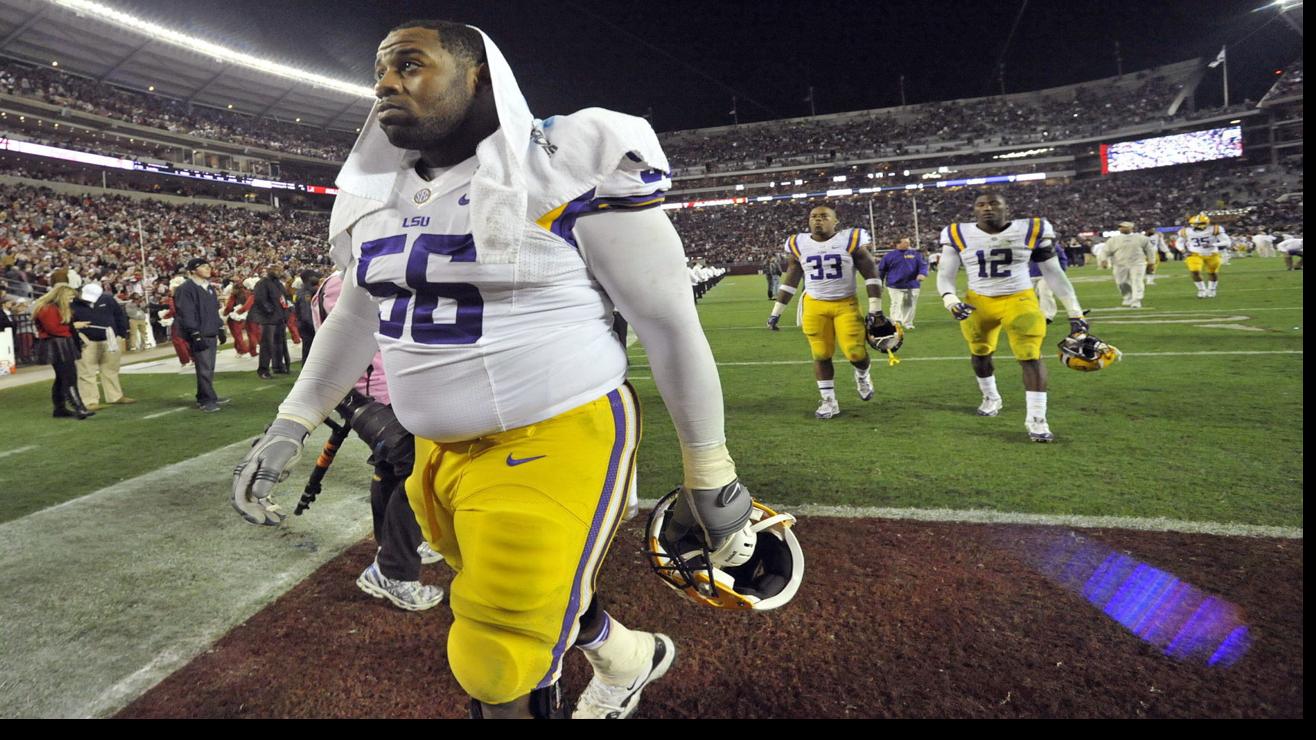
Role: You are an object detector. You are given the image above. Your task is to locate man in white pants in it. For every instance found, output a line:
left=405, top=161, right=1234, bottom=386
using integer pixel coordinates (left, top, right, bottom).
left=1253, top=231, right=1277, bottom=258
left=877, top=237, right=927, bottom=329
left=1104, top=222, right=1157, bottom=308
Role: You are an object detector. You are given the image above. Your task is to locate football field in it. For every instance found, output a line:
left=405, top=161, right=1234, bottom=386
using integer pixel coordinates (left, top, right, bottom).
left=632, top=257, right=1303, bottom=529
left=0, top=256, right=1303, bottom=717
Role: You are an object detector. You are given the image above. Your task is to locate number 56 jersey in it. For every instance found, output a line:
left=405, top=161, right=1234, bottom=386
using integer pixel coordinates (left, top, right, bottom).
left=343, top=118, right=670, bottom=443
left=940, top=218, right=1055, bottom=296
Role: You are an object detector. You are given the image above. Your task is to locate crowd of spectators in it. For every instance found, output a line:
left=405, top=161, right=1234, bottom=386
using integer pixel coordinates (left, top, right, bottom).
left=1, top=60, right=355, bottom=161
left=0, top=183, right=330, bottom=314
left=660, top=66, right=1206, bottom=171
left=667, top=159, right=1303, bottom=265
left=1260, top=59, right=1303, bottom=105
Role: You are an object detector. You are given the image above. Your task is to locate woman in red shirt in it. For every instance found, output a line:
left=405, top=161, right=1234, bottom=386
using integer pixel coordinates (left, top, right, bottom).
left=31, top=283, right=95, bottom=419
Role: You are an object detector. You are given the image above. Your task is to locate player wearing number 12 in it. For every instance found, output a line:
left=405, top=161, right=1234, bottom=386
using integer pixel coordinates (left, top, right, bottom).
left=767, top=205, right=886, bottom=419
left=937, top=192, right=1087, bottom=442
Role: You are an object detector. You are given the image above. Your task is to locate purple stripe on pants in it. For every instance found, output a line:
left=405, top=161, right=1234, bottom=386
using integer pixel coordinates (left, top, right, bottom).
left=538, top=388, right=629, bottom=687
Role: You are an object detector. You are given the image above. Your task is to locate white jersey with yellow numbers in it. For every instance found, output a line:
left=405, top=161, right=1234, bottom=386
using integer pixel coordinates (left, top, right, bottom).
left=940, top=218, right=1055, bottom=296
left=784, top=228, right=871, bottom=301
left=1178, top=225, right=1230, bottom=256
left=345, top=120, right=670, bottom=443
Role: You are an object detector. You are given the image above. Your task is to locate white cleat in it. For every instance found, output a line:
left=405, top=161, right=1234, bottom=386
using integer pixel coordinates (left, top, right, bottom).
left=1026, top=417, right=1056, bottom=443
left=573, top=633, right=675, bottom=719
left=976, top=395, right=1003, bottom=417
left=1196, top=289, right=1207, bottom=299
left=1128, top=301, right=1142, bottom=309
left=815, top=398, right=841, bottom=419
left=856, top=373, right=874, bottom=402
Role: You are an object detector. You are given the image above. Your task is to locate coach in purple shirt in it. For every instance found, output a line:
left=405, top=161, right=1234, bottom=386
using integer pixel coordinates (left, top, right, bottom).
left=877, top=238, right=928, bottom=329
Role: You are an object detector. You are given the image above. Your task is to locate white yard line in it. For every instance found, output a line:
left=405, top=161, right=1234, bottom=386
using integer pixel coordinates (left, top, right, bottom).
left=0, top=445, right=36, bottom=460
left=0, top=431, right=373, bottom=718
left=632, top=349, right=1302, bottom=369
left=141, top=407, right=187, bottom=420
left=635, top=500, right=1301, bottom=539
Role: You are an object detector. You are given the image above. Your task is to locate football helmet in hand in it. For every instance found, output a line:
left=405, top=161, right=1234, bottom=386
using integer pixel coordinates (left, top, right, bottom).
left=866, top=314, right=904, bottom=354
left=1058, top=332, right=1121, bottom=372
left=646, top=487, right=804, bottom=611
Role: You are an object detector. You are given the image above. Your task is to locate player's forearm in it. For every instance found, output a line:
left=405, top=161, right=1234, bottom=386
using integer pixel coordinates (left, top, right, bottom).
left=576, top=209, right=736, bottom=489
left=276, top=275, right=380, bottom=432
left=1037, top=256, right=1084, bottom=317
left=936, top=248, right=961, bottom=299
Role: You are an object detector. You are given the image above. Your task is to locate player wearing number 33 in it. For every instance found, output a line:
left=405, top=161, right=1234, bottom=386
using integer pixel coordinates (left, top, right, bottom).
left=937, top=192, right=1087, bottom=442
left=230, top=20, right=789, bottom=719
left=767, top=205, right=885, bottom=419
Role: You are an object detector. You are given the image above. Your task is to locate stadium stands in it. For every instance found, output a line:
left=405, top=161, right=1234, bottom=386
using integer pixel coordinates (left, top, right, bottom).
left=1, top=59, right=354, bottom=161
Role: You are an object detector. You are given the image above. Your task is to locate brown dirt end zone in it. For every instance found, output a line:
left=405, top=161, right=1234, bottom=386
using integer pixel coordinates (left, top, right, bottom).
left=118, top=517, right=1303, bottom=719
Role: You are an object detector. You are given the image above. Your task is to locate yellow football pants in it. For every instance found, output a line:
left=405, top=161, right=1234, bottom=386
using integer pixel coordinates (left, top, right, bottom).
left=959, top=289, right=1047, bottom=361
left=801, top=293, right=869, bottom=363
left=405, top=385, right=640, bottom=704
left=1185, top=253, right=1222, bottom=273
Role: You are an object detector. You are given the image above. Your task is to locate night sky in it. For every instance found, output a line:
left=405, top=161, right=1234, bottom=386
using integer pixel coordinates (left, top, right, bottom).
left=118, top=0, right=1303, bottom=132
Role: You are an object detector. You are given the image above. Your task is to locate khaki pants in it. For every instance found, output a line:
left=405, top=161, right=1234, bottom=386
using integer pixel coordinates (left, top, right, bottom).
left=129, top=319, right=149, bottom=351
left=1112, top=263, right=1146, bottom=303
left=76, top=335, right=124, bottom=404
left=1032, top=277, right=1057, bottom=321
left=887, top=287, right=920, bottom=326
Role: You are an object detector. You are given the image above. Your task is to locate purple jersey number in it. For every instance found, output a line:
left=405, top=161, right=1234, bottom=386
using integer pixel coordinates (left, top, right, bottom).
left=357, top=233, right=484, bottom=345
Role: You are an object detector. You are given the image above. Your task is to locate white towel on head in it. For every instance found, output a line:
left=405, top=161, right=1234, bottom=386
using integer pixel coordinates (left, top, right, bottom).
left=329, top=26, right=533, bottom=268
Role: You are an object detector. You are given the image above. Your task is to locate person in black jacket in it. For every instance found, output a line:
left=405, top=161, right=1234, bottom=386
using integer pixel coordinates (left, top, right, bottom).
left=72, top=282, right=134, bottom=408
left=250, top=265, right=289, bottom=379
left=295, top=270, right=321, bottom=366
left=174, top=258, right=227, bottom=412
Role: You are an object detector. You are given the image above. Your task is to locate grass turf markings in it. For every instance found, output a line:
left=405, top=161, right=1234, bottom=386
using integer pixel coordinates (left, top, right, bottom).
left=0, top=430, right=375, bottom=718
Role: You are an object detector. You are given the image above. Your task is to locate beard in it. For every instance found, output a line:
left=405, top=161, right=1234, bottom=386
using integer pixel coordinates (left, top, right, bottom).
left=380, top=85, right=475, bottom=152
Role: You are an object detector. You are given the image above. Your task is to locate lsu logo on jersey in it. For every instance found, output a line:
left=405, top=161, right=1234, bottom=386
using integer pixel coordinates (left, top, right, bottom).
left=402, top=216, right=431, bottom=229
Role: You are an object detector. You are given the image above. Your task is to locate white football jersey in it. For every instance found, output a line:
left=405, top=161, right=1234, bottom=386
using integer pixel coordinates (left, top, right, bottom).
left=940, top=218, right=1055, bottom=296
left=346, top=144, right=669, bottom=443
left=1179, top=225, right=1229, bottom=255
left=784, top=228, right=871, bottom=300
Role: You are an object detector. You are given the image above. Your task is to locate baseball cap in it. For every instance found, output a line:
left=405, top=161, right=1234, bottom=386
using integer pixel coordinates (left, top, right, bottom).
left=185, top=257, right=211, bottom=272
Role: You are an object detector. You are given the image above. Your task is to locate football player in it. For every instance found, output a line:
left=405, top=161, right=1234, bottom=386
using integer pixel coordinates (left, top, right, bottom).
left=1178, top=213, right=1230, bottom=298
left=936, top=192, right=1087, bottom=442
left=232, top=21, right=752, bottom=719
left=767, top=205, right=886, bottom=419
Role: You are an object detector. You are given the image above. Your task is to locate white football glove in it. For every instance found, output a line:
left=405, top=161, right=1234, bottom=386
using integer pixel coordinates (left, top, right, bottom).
left=232, top=418, right=309, bottom=526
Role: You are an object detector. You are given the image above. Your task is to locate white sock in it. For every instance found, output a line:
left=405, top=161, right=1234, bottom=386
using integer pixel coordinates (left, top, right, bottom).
left=818, top=380, right=836, bottom=401
left=578, top=614, right=648, bottom=680
left=1194, top=281, right=1206, bottom=292
left=1026, top=391, right=1047, bottom=421
left=976, top=375, right=1000, bottom=400
left=1208, top=281, right=1218, bottom=293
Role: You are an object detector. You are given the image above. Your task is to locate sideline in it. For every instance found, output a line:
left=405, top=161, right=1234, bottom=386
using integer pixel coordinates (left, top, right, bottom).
left=635, top=500, right=1301, bottom=539
left=0, top=431, right=374, bottom=718
left=633, top=349, right=1303, bottom=369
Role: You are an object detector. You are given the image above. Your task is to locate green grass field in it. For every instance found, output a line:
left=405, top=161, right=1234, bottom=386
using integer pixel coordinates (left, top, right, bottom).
left=0, top=257, right=1303, bottom=528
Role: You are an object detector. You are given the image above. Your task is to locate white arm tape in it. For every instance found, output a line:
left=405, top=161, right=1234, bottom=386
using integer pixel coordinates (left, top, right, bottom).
left=778, top=284, right=797, bottom=295
left=936, top=246, right=961, bottom=299
left=865, top=278, right=882, bottom=287
left=575, top=208, right=736, bottom=488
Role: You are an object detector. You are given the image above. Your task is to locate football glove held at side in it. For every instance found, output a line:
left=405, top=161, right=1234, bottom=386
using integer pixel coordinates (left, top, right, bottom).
left=232, top=418, right=310, bottom=526
left=660, top=480, right=754, bottom=566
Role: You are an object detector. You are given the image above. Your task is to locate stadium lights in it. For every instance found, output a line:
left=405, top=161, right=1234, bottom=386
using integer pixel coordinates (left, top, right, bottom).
left=50, top=0, right=375, bottom=98
left=147, top=85, right=155, bottom=91
left=51, top=60, right=58, bottom=67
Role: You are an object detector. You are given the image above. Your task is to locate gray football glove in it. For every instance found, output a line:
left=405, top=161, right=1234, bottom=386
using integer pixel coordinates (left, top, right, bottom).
left=660, top=480, right=754, bottom=560
left=232, top=418, right=309, bottom=526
